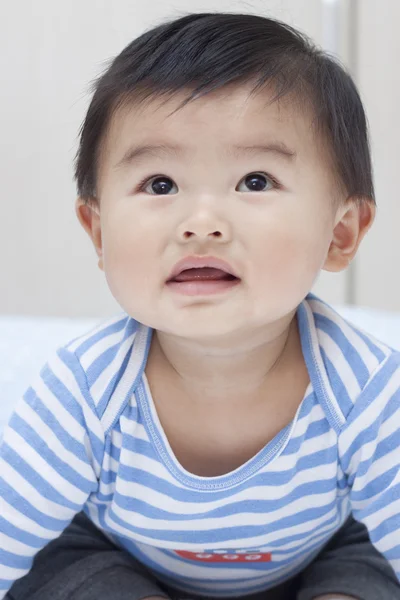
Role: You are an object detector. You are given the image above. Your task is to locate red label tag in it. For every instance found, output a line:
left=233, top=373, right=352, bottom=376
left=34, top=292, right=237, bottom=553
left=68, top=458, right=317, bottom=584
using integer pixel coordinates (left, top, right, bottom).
left=175, top=550, right=272, bottom=563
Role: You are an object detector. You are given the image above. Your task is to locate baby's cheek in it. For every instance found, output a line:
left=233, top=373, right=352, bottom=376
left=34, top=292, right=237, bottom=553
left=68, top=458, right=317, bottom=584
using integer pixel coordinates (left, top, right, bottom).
left=101, top=228, right=156, bottom=308
left=254, top=227, right=327, bottom=295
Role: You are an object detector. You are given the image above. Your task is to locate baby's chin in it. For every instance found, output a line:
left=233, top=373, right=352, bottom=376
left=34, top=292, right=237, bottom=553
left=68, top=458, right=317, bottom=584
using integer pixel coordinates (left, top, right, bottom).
left=148, top=312, right=281, bottom=350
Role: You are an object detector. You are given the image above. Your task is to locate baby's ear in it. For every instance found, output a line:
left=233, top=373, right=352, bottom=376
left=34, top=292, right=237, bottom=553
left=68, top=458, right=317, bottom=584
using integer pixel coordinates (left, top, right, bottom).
left=323, top=196, right=375, bottom=272
left=75, top=197, right=104, bottom=271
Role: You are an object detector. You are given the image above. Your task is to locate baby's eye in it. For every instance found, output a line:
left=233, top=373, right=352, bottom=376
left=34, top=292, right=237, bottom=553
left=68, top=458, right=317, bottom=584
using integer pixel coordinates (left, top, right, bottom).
left=236, top=172, right=275, bottom=192
left=139, top=176, right=178, bottom=195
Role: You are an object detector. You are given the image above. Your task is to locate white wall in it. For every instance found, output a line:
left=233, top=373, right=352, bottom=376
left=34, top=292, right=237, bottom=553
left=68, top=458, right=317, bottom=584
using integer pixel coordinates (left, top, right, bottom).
left=353, top=0, right=400, bottom=312
left=1, top=0, right=393, bottom=318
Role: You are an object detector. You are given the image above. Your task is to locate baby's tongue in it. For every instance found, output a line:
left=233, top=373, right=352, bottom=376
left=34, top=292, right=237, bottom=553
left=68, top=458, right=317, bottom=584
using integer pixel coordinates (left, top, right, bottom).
left=173, top=267, right=230, bottom=282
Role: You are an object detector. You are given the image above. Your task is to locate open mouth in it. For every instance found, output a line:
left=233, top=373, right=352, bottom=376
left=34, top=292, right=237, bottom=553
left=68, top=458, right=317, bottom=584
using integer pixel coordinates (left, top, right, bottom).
left=167, top=267, right=241, bottom=296
left=168, top=267, right=239, bottom=283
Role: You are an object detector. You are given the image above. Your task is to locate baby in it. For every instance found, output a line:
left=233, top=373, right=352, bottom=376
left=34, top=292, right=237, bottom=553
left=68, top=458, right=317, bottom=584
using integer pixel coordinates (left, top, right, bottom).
left=1, top=11, right=400, bottom=600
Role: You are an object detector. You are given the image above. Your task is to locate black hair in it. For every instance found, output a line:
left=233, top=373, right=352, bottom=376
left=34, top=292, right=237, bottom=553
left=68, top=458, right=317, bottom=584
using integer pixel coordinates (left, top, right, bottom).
left=74, top=11, right=375, bottom=207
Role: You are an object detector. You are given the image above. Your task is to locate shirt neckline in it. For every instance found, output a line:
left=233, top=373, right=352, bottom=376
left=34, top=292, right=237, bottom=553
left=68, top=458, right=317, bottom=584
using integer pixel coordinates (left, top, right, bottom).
left=134, top=294, right=319, bottom=490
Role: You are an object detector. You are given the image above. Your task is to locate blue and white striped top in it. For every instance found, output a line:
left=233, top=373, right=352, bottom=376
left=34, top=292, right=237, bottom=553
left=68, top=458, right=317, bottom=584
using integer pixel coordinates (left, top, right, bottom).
left=1, top=292, right=399, bottom=598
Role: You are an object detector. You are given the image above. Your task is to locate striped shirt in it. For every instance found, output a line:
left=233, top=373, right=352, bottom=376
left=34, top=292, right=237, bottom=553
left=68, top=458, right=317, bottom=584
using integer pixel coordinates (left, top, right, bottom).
left=0, top=292, right=399, bottom=598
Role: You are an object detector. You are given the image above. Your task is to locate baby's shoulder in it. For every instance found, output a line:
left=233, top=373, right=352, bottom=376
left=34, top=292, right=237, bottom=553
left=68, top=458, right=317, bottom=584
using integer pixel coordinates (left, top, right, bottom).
left=63, top=311, right=147, bottom=423
left=306, top=294, right=400, bottom=419
left=64, top=311, right=134, bottom=354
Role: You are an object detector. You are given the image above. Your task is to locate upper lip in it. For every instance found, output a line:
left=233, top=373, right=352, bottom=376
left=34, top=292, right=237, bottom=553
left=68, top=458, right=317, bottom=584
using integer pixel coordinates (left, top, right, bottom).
left=167, top=256, right=240, bottom=281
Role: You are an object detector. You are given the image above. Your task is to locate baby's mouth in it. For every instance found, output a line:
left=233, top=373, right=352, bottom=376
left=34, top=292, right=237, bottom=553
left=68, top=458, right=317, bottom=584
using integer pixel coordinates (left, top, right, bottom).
left=166, top=267, right=241, bottom=296
left=169, top=267, right=239, bottom=283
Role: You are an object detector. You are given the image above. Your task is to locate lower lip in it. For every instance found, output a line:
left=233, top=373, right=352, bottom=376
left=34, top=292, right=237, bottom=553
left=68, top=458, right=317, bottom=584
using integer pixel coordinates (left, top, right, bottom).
left=166, top=278, right=241, bottom=296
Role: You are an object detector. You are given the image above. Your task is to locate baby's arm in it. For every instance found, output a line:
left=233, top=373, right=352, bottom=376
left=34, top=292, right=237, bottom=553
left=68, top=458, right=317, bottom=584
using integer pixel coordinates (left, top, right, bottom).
left=337, top=353, right=400, bottom=584
left=0, top=347, right=103, bottom=599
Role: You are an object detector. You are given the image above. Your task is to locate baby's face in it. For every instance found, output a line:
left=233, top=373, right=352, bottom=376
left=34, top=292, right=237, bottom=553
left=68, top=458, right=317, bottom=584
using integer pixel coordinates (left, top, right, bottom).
left=92, top=84, right=342, bottom=340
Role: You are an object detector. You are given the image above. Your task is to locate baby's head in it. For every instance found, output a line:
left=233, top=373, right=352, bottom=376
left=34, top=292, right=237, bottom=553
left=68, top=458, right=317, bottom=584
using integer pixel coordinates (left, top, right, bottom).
left=74, top=12, right=375, bottom=341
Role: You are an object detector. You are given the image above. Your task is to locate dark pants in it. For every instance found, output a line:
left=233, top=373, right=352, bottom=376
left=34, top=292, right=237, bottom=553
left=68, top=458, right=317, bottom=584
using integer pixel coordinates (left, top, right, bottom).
left=6, top=511, right=400, bottom=600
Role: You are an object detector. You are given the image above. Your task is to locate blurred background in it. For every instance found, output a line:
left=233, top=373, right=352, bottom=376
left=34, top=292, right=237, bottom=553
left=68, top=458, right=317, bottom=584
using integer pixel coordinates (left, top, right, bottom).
left=1, top=0, right=399, bottom=318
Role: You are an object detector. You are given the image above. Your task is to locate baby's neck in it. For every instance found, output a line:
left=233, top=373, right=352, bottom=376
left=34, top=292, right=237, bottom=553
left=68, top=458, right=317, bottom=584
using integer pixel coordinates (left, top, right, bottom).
left=146, top=311, right=302, bottom=406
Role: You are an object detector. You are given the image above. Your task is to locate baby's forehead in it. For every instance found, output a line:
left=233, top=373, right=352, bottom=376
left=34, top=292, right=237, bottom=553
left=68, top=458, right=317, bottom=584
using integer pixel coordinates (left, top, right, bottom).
left=106, top=85, right=321, bottom=158
left=114, top=84, right=311, bottom=126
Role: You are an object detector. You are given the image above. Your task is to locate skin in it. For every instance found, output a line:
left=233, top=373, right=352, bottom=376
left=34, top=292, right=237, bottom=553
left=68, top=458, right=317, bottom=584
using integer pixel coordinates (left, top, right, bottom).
left=76, top=83, right=374, bottom=600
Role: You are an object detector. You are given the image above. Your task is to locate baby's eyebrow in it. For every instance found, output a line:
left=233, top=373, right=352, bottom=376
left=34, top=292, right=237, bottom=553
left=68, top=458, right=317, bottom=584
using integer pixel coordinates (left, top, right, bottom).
left=113, top=141, right=297, bottom=171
